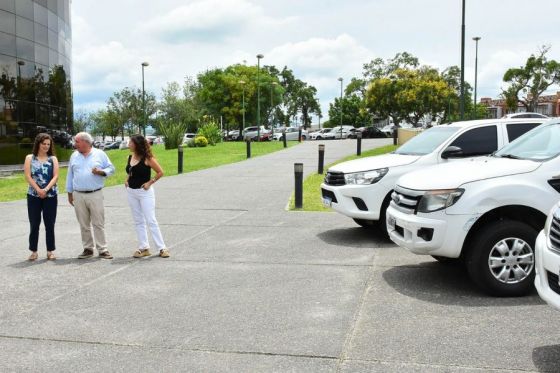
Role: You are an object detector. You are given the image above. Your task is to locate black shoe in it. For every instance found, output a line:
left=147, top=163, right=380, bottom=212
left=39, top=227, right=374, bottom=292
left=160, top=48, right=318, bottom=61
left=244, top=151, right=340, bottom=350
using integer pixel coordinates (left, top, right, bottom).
left=98, top=251, right=113, bottom=259
left=78, top=249, right=94, bottom=259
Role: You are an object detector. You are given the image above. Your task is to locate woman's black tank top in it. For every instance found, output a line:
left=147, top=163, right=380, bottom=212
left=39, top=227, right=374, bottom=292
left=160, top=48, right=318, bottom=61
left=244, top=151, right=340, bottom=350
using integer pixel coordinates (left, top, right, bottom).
left=126, top=155, right=151, bottom=189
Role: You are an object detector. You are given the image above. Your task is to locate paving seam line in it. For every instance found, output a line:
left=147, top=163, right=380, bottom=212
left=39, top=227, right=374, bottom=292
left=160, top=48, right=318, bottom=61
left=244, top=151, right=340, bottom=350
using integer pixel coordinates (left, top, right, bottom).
left=335, top=252, right=379, bottom=373
left=16, top=210, right=249, bottom=317
left=0, top=334, right=339, bottom=361
left=339, top=357, right=543, bottom=372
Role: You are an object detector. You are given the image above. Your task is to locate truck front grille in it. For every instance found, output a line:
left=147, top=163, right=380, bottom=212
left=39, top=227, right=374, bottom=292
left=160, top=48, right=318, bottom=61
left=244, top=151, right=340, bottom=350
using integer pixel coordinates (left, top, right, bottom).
left=324, top=171, right=345, bottom=186
left=549, top=212, right=560, bottom=255
left=390, top=186, right=423, bottom=215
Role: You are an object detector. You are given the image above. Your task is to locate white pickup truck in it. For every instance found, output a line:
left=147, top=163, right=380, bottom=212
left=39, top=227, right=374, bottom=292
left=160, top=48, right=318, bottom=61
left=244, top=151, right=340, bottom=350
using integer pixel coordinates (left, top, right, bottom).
left=386, top=118, right=560, bottom=296
left=321, top=118, right=544, bottom=233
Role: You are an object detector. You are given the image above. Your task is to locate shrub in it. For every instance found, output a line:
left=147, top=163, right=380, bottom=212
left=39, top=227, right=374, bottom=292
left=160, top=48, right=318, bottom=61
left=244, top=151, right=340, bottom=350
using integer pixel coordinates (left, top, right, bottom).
left=21, top=137, right=32, bottom=144
left=197, top=121, right=222, bottom=146
left=156, top=120, right=188, bottom=149
left=194, top=135, right=208, bottom=147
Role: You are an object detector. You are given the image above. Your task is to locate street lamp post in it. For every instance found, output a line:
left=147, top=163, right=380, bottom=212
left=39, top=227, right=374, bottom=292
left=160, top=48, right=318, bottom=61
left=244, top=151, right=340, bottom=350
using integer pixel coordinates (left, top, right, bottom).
left=239, top=80, right=245, bottom=140
left=256, top=54, right=264, bottom=141
left=338, top=77, right=343, bottom=139
left=17, top=60, right=25, bottom=125
left=141, top=62, right=149, bottom=136
left=270, top=81, right=277, bottom=138
left=472, top=36, right=481, bottom=119
left=459, top=0, right=466, bottom=120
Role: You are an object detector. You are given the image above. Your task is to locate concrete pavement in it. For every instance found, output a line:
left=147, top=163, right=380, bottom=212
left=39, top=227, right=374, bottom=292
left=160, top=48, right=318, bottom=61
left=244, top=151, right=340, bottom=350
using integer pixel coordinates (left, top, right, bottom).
left=1, top=138, right=559, bottom=372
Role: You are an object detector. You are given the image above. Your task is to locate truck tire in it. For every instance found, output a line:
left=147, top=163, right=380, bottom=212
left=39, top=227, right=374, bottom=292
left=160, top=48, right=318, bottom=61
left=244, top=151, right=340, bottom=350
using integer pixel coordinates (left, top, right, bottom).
left=465, top=220, right=536, bottom=297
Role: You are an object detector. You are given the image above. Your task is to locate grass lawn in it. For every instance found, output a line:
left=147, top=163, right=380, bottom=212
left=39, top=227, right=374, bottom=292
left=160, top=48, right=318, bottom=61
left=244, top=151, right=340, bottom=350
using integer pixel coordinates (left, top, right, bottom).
left=0, top=141, right=296, bottom=202
left=288, top=144, right=398, bottom=211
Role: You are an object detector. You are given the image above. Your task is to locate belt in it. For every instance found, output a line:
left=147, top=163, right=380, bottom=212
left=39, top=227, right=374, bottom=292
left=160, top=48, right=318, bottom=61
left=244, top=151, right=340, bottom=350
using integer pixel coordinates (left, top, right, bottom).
left=75, top=188, right=102, bottom=193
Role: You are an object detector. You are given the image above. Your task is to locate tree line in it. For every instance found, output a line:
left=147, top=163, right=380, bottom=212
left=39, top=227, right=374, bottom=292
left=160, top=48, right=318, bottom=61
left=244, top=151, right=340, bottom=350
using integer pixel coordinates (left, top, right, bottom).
left=74, top=47, right=560, bottom=144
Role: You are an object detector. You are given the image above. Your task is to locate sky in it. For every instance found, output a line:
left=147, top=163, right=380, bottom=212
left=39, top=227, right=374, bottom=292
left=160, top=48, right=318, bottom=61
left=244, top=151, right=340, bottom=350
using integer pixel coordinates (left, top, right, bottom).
left=71, top=0, right=560, bottom=122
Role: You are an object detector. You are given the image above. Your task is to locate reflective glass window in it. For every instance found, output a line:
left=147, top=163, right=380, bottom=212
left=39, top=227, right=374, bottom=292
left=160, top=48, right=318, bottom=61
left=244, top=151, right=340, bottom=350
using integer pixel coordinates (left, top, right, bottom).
left=18, top=60, right=35, bottom=79
left=15, top=0, right=33, bottom=21
left=0, top=32, right=16, bottom=57
left=16, top=36, right=34, bottom=60
left=48, top=29, right=56, bottom=50
left=36, top=0, right=47, bottom=8
left=63, top=0, right=69, bottom=23
left=57, top=34, right=64, bottom=54
left=35, top=44, right=48, bottom=66
left=34, top=22, right=48, bottom=46
left=15, top=16, right=34, bottom=41
left=57, top=0, right=63, bottom=20
left=34, top=3, right=48, bottom=26
left=47, top=9, right=57, bottom=31
left=48, top=48, right=57, bottom=67
left=449, top=125, right=498, bottom=157
left=47, top=0, right=56, bottom=13
left=0, top=9, right=15, bottom=34
left=0, top=53, right=16, bottom=78
left=0, top=0, right=15, bottom=13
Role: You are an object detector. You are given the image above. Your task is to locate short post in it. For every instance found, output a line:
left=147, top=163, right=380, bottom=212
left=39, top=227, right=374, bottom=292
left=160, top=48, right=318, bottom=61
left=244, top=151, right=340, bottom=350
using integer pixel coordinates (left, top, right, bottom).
left=282, top=130, right=287, bottom=148
left=298, top=127, right=302, bottom=142
left=356, top=132, right=362, bottom=156
left=246, top=138, right=251, bottom=158
left=318, top=144, right=325, bottom=174
left=294, top=163, right=303, bottom=209
left=178, top=145, right=184, bottom=174
left=392, top=127, right=398, bottom=145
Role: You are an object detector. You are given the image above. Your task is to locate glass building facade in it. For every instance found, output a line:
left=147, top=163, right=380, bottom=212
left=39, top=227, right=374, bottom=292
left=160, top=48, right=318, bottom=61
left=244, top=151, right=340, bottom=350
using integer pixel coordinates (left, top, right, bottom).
left=0, top=0, right=72, bottom=165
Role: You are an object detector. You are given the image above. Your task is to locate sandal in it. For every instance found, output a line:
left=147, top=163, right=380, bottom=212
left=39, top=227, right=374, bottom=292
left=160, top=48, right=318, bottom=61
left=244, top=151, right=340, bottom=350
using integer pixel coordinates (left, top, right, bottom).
left=47, top=251, right=56, bottom=260
left=28, top=252, right=38, bottom=261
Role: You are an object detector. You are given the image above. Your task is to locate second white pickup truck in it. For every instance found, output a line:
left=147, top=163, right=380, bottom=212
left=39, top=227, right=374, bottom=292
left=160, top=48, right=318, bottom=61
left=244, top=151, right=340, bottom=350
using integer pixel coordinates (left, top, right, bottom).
left=387, top=118, right=560, bottom=296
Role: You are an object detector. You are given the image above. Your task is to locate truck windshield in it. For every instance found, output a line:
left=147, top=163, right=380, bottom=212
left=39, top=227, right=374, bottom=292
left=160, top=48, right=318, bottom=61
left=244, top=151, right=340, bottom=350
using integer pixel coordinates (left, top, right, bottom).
left=394, top=127, right=460, bottom=155
left=495, top=122, right=560, bottom=161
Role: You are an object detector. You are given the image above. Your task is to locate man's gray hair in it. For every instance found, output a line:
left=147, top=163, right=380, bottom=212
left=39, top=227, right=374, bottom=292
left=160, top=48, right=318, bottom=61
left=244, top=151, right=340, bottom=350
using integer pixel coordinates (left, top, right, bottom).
left=75, top=132, right=93, bottom=145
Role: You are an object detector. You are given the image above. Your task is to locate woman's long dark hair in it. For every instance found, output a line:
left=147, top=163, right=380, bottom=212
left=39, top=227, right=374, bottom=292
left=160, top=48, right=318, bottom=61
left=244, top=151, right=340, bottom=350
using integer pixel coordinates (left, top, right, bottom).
left=130, top=134, right=153, bottom=159
left=32, top=133, right=56, bottom=157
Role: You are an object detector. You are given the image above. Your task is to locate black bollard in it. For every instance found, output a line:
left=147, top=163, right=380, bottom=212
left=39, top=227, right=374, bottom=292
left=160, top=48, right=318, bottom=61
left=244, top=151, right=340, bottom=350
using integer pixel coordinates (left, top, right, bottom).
left=178, top=145, right=184, bottom=174
left=392, top=127, right=398, bottom=145
left=357, top=132, right=362, bottom=156
left=294, top=163, right=303, bottom=209
left=282, top=131, right=287, bottom=148
left=298, top=128, right=302, bottom=143
left=246, top=139, right=251, bottom=158
left=318, top=144, right=325, bottom=174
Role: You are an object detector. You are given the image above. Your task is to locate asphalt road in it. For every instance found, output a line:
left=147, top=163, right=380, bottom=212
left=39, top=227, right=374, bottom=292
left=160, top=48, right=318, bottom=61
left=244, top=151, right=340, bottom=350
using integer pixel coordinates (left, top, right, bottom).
left=1, top=138, right=559, bottom=372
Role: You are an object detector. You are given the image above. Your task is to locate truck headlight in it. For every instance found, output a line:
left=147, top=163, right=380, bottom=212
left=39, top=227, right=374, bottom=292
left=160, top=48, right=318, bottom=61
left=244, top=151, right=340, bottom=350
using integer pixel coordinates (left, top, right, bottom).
left=344, top=168, right=388, bottom=185
left=417, top=189, right=464, bottom=213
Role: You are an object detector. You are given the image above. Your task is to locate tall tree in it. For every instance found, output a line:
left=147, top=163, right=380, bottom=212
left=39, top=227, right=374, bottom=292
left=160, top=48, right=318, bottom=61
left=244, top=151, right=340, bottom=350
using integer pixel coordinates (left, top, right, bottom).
left=502, top=45, right=560, bottom=112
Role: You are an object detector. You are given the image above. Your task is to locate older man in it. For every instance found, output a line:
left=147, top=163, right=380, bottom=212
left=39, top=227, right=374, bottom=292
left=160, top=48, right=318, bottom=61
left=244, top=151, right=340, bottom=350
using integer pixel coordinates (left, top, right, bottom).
left=67, top=132, right=115, bottom=259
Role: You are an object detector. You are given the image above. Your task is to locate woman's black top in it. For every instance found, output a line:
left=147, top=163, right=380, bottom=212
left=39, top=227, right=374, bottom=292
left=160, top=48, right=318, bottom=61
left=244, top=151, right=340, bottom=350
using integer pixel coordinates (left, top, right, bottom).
left=126, top=155, right=151, bottom=189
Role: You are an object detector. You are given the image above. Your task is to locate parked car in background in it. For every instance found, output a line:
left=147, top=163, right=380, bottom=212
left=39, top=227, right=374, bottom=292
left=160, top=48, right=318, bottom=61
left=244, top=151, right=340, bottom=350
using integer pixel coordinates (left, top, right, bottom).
left=347, top=126, right=388, bottom=139
left=535, top=202, right=560, bottom=311
left=386, top=118, right=560, bottom=296
left=321, top=117, right=545, bottom=236
left=330, top=125, right=354, bottom=139
left=119, top=139, right=129, bottom=150
left=104, top=140, right=122, bottom=150
left=242, top=126, right=268, bottom=141
left=503, top=112, right=548, bottom=119
left=271, top=127, right=308, bottom=141
left=227, top=130, right=241, bottom=141
left=310, top=128, right=332, bottom=140
left=183, top=133, right=196, bottom=145
left=93, top=141, right=105, bottom=149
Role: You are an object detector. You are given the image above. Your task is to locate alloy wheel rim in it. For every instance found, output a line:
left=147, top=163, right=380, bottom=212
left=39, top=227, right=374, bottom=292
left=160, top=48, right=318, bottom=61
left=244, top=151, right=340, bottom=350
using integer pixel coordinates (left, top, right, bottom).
left=488, top=237, right=534, bottom=284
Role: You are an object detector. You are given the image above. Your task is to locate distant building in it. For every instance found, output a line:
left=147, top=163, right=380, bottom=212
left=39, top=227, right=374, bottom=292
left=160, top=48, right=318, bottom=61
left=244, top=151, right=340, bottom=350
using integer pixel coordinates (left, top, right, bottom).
left=480, top=91, right=560, bottom=119
left=0, top=0, right=73, bottom=165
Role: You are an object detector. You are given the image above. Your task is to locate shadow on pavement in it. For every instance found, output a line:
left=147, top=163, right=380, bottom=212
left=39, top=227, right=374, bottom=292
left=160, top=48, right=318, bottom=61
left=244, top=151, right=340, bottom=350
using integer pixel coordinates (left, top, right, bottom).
left=317, top=227, right=393, bottom=248
left=532, top=345, right=560, bottom=372
left=382, top=261, right=543, bottom=307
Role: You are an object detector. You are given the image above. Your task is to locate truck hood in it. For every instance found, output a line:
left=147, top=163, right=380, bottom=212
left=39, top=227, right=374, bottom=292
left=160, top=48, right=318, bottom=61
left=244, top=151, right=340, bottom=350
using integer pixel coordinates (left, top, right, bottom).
left=397, top=157, right=541, bottom=190
left=328, top=153, right=421, bottom=173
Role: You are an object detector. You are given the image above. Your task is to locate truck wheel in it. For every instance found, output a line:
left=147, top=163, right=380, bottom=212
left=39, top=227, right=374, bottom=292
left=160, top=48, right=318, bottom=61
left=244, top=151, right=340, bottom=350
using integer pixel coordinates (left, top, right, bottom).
left=465, top=220, right=536, bottom=297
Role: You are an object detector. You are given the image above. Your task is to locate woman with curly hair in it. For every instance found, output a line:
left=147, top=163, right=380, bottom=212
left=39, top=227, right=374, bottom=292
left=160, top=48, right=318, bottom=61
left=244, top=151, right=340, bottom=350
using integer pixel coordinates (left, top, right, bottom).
left=125, top=134, right=169, bottom=258
left=24, top=133, right=59, bottom=261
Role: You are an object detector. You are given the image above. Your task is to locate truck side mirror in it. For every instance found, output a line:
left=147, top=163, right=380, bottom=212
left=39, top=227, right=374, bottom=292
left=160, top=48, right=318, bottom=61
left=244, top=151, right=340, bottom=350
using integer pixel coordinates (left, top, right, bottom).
left=441, top=146, right=463, bottom=159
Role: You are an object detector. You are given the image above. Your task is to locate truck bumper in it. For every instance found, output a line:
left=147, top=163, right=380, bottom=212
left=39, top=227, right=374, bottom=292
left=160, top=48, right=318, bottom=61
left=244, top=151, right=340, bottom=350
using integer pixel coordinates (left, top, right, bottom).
left=535, top=230, right=560, bottom=311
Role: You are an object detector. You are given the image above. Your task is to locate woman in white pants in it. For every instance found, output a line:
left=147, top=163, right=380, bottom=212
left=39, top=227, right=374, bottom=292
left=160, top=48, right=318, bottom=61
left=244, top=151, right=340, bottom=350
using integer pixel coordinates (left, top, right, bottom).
left=125, top=134, right=169, bottom=258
